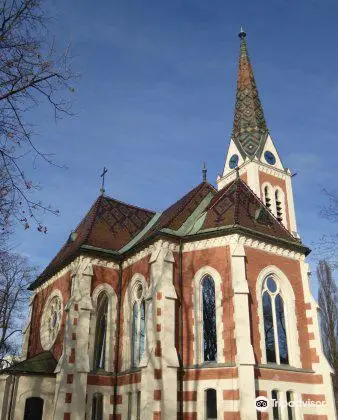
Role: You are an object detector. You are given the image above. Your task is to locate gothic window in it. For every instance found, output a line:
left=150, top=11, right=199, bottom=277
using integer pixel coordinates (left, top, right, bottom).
left=23, top=397, right=44, bottom=420
left=205, top=388, right=217, bottom=420
left=93, top=292, right=108, bottom=370
left=132, top=283, right=146, bottom=367
left=91, top=393, right=103, bottom=420
left=202, top=275, right=217, bottom=362
left=262, top=277, right=289, bottom=364
left=272, top=390, right=281, bottom=420
left=275, top=189, right=284, bottom=223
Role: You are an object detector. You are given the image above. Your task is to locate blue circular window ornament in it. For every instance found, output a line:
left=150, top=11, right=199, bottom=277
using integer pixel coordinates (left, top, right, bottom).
left=229, top=154, right=239, bottom=169
left=264, top=151, right=276, bottom=165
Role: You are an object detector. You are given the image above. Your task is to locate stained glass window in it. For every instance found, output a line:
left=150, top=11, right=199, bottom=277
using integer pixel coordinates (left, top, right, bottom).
left=202, top=275, right=217, bottom=362
left=94, top=292, right=108, bottom=370
left=262, top=277, right=289, bottom=365
left=132, top=284, right=146, bottom=367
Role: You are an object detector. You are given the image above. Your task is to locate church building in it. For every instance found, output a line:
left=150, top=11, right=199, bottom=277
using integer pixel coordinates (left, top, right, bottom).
left=0, top=30, right=336, bottom=420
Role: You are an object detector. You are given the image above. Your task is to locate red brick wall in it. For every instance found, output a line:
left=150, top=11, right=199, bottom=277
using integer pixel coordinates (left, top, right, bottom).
left=179, top=246, right=235, bottom=366
left=91, top=265, right=119, bottom=295
left=28, top=271, right=71, bottom=360
left=245, top=247, right=311, bottom=369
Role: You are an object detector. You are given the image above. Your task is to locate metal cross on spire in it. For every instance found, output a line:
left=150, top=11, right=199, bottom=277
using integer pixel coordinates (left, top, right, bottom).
left=100, top=166, right=108, bottom=196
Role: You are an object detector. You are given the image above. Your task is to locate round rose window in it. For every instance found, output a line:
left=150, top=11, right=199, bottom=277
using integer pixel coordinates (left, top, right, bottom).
left=40, top=292, right=63, bottom=350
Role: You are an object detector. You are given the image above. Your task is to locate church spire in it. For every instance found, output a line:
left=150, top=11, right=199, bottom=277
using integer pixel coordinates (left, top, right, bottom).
left=232, top=29, right=268, bottom=159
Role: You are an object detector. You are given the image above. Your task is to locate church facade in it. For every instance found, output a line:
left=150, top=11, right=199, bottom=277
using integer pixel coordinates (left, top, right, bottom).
left=0, top=31, right=336, bottom=420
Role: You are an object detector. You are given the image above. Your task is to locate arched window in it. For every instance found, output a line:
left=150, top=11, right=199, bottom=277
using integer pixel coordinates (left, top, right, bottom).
left=286, top=391, right=296, bottom=420
left=271, top=390, right=281, bottom=420
left=264, top=185, right=272, bottom=210
left=132, top=283, right=146, bottom=367
left=202, top=275, right=217, bottom=362
left=91, top=393, right=103, bottom=420
left=205, top=388, right=217, bottom=420
left=24, top=397, right=44, bottom=420
left=93, top=292, right=108, bottom=370
left=262, top=277, right=289, bottom=364
left=127, top=392, right=132, bottom=420
left=275, top=189, right=284, bottom=223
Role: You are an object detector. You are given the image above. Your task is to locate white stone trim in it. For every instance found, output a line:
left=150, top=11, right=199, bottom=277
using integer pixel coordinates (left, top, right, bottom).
left=192, top=266, right=224, bottom=365
left=285, top=174, right=298, bottom=234
left=183, top=235, right=304, bottom=261
left=34, top=256, right=119, bottom=293
left=256, top=266, right=301, bottom=368
left=89, top=283, right=117, bottom=372
left=122, top=240, right=179, bottom=269
left=121, top=273, right=148, bottom=370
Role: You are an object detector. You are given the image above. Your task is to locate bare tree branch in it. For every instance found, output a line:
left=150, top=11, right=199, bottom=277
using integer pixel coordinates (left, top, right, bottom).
left=0, top=0, right=76, bottom=236
left=317, top=260, right=338, bottom=410
left=0, top=251, right=36, bottom=362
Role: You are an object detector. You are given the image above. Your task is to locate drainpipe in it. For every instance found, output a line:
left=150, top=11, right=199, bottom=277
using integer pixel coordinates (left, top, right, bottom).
left=113, top=260, right=123, bottom=419
left=179, top=240, right=184, bottom=420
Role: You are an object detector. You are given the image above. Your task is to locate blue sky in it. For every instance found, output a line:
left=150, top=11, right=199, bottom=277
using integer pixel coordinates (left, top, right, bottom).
left=12, top=0, right=338, bottom=294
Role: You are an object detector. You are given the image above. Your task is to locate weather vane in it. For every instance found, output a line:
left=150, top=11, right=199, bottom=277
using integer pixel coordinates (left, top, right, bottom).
left=100, top=166, right=108, bottom=195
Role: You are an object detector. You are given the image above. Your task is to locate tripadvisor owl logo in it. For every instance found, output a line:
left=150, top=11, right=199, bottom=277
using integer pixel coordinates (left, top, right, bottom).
left=255, top=396, right=269, bottom=412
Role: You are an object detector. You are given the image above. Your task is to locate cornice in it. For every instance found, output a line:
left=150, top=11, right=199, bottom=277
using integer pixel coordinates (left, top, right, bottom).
left=122, top=239, right=179, bottom=269
left=182, top=234, right=305, bottom=261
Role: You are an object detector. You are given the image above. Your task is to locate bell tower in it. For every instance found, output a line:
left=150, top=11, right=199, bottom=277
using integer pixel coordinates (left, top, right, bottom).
left=217, top=29, right=298, bottom=237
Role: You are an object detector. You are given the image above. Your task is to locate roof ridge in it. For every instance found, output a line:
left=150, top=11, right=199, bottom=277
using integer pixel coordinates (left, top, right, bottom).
left=83, top=195, right=105, bottom=245
left=103, top=195, right=155, bottom=214
left=161, top=182, right=209, bottom=228
left=206, top=180, right=236, bottom=211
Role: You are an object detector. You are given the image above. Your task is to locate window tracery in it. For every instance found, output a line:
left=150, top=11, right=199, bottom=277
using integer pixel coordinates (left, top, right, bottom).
left=40, top=290, right=63, bottom=350
left=131, top=283, right=146, bottom=367
left=262, top=276, right=289, bottom=364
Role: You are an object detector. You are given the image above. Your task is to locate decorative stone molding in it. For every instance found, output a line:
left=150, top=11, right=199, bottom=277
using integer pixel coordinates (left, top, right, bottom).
left=34, top=256, right=119, bottom=293
left=259, top=163, right=287, bottom=180
left=123, top=240, right=179, bottom=269
left=183, top=236, right=232, bottom=252
left=183, top=234, right=304, bottom=261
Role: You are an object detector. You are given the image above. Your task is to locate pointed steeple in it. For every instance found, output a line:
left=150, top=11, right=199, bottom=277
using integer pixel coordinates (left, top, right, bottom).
left=232, top=29, right=268, bottom=159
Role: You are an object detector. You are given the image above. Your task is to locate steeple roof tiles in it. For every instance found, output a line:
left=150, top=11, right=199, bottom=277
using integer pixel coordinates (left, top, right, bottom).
left=30, top=196, right=155, bottom=289
left=201, top=178, right=297, bottom=243
left=232, top=32, right=268, bottom=159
